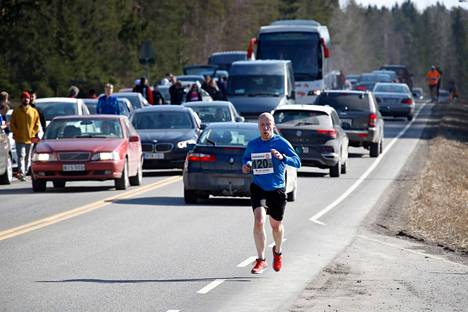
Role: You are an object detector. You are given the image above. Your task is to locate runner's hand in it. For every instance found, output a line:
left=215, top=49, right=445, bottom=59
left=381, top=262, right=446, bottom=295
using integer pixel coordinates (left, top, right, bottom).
left=271, top=149, right=284, bottom=160
left=242, top=163, right=251, bottom=174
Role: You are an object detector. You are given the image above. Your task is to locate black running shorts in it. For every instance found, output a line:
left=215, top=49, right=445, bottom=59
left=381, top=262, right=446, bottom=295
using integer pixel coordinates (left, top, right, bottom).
left=250, top=183, right=287, bottom=221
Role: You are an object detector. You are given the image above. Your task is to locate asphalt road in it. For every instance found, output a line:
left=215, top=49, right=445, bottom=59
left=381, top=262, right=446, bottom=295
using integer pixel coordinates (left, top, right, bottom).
left=0, top=101, right=435, bottom=312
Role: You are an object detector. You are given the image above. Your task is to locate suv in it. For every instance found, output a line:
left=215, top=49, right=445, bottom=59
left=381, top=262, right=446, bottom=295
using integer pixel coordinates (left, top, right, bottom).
left=379, top=65, right=413, bottom=90
left=314, top=90, right=384, bottom=157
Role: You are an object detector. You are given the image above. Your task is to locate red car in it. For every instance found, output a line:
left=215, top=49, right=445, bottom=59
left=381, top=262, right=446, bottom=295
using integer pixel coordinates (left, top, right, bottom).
left=31, top=115, right=143, bottom=192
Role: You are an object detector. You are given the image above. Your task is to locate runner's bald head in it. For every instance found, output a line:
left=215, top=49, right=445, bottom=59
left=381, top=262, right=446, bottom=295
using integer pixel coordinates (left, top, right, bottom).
left=258, top=112, right=275, bottom=141
left=258, top=112, right=274, bottom=124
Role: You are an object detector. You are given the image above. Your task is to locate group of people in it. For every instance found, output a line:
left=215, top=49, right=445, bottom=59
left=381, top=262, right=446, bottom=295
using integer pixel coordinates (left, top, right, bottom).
left=425, top=65, right=459, bottom=102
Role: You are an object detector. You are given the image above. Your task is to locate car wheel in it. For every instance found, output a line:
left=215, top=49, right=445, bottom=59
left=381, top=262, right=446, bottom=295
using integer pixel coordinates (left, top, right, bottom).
left=32, top=177, right=47, bottom=192
left=379, top=139, right=383, bottom=154
left=129, top=159, right=143, bottom=186
left=287, top=187, right=297, bottom=202
left=184, top=189, right=198, bottom=204
left=115, top=160, right=129, bottom=190
left=407, top=115, right=414, bottom=121
left=0, top=154, right=13, bottom=185
left=341, top=158, right=347, bottom=174
left=53, top=181, right=66, bottom=188
left=330, top=160, right=341, bottom=178
left=370, top=142, right=380, bottom=158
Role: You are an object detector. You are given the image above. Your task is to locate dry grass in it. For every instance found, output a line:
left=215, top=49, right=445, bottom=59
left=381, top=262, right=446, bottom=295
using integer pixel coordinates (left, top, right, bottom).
left=405, top=100, right=468, bottom=252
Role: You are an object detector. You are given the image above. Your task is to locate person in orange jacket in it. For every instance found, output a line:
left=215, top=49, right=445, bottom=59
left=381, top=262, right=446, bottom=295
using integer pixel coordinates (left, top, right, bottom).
left=426, top=65, right=441, bottom=102
left=10, top=91, right=40, bottom=181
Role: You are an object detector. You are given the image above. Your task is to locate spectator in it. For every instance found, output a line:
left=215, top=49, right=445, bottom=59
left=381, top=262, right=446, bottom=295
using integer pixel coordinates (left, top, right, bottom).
left=185, top=83, right=202, bottom=102
left=0, top=91, right=10, bottom=121
left=448, top=80, right=459, bottom=101
left=152, top=84, right=164, bottom=105
left=204, top=77, right=223, bottom=101
left=10, top=91, right=40, bottom=181
left=160, top=72, right=173, bottom=86
left=133, top=77, right=154, bottom=104
left=169, top=81, right=185, bottom=105
left=28, top=90, right=46, bottom=133
left=96, top=83, right=120, bottom=115
left=426, top=65, right=440, bottom=102
left=217, top=76, right=228, bottom=100
left=88, top=89, right=98, bottom=99
left=68, top=85, right=80, bottom=98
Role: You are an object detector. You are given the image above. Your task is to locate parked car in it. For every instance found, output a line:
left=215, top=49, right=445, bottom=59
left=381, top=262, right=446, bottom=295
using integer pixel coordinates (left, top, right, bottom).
left=30, top=115, right=143, bottom=192
left=412, top=87, right=424, bottom=101
left=0, top=126, right=13, bottom=184
left=379, top=64, right=413, bottom=90
left=373, top=83, right=415, bottom=121
left=83, top=98, right=133, bottom=116
left=314, top=90, right=384, bottom=157
left=227, top=60, right=295, bottom=121
left=130, top=105, right=202, bottom=169
left=273, top=105, right=349, bottom=177
left=183, top=122, right=297, bottom=203
left=34, top=98, right=90, bottom=125
left=354, top=73, right=392, bottom=91
left=113, top=92, right=150, bottom=110
left=208, top=51, right=247, bottom=71
left=182, top=101, right=244, bottom=126
left=372, top=70, right=398, bottom=82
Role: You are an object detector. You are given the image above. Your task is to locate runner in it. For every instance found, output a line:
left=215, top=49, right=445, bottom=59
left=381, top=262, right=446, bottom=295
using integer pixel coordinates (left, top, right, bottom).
left=242, top=112, right=301, bottom=274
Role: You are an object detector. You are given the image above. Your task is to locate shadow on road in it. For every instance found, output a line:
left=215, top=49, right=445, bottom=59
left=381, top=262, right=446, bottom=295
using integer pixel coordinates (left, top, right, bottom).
left=143, top=170, right=182, bottom=177
left=36, top=276, right=253, bottom=284
left=297, top=171, right=328, bottom=178
left=111, top=196, right=251, bottom=207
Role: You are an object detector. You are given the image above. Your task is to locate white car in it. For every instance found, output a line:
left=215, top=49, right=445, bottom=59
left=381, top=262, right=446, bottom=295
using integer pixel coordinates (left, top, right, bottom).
left=35, top=97, right=90, bottom=126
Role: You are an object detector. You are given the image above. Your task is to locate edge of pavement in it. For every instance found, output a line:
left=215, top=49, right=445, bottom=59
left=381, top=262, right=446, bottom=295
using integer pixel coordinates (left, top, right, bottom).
left=288, top=102, right=468, bottom=312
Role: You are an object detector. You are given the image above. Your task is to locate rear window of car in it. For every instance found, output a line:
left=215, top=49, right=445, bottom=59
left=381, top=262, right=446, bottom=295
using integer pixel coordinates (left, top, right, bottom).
left=374, top=84, right=409, bottom=93
left=315, top=93, right=370, bottom=112
left=274, top=110, right=331, bottom=127
left=36, top=102, right=78, bottom=121
left=132, top=111, right=194, bottom=129
left=187, top=105, right=231, bottom=123
left=199, top=127, right=257, bottom=146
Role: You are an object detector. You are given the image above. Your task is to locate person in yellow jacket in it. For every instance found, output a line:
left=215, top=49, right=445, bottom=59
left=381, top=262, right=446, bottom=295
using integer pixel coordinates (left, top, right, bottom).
left=10, top=91, right=40, bottom=181
left=426, top=65, right=441, bottom=102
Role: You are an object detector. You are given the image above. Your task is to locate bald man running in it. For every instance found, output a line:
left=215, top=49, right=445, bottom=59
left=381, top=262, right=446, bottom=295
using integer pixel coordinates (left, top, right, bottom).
left=242, top=113, right=301, bottom=274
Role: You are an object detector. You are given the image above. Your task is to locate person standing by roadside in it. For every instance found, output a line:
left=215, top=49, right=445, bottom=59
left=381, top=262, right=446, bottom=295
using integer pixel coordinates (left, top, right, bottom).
left=133, top=77, right=154, bottom=104
left=68, top=85, right=80, bottom=98
left=152, top=83, right=164, bottom=105
left=169, top=81, right=185, bottom=105
left=0, top=91, right=10, bottom=125
left=185, top=83, right=202, bottom=102
left=28, top=90, right=46, bottom=133
left=242, top=112, right=301, bottom=274
left=10, top=91, right=40, bottom=181
left=96, top=83, right=120, bottom=115
left=426, top=66, right=440, bottom=103
left=88, top=89, right=98, bottom=99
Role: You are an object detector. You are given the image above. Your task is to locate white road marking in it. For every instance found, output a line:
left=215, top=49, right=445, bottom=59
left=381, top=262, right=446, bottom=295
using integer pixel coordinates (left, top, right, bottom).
left=310, top=101, right=429, bottom=225
left=166, top=310, right=180, bottom=312
left=197, top=279, right=226, bottom=294
left=237, top=256, right=257, bottom=268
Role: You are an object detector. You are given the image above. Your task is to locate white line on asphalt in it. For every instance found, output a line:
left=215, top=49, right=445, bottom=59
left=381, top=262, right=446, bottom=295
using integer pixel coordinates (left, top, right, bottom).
left=166, top=310, right=180, bottom=312
left=197, top=279, right=226, bottom=294
left=310, top=101, right=429, bottom=225
left=237, top=256, right=257, bottom=268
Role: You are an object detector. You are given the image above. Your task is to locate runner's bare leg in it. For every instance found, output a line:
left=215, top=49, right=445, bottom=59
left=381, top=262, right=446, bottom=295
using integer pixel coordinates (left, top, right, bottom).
left=270, top=217, right=283, bottom=254
left=253, top=207, right=267, bottom=259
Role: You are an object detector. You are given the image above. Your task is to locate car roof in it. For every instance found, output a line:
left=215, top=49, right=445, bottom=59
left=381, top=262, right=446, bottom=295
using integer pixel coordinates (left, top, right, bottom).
left=205, top=122, right=257, bottom=129
left=183, top=101, right=232, bottom=107
left=135, top=105, right=192, bottom=113
left=35, top=97, right=81, bottom=103
left=114, top=92, right=142, bottom=97
left=274, top=104, right=334, bottom=114
left=374, top=82, right=408, bottom=87
left=232, top=60, right=290, bottom=66
left=51, top=114, right=126, bottom=120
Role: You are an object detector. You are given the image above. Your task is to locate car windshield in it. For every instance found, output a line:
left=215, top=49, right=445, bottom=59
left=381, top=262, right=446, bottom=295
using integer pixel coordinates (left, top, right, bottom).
left=83, top=100, right=98, bottom=114
left=199, top=127, right=257, bottom=146
left=132, top=111, right=193, bottom=129
left=374, top=84, right=409, bottom=94
left=44, top=119, right=123, bottom=139
left=274, top=110, right=331, bottom=127
left=227, top=75, right=284, bottom=96
left=187, top=105, right=231, bottom=123
left=315, top=93, right=370, bottom=112
left=35, top=102, right=78, bottom=121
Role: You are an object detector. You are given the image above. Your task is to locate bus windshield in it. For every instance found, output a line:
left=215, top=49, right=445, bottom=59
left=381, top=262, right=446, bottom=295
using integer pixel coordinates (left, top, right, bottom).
left=257, top=32, right=321, bottom=81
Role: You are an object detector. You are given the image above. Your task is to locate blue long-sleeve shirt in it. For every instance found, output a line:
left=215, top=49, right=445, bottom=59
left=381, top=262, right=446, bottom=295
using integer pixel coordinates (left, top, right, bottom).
left=243, top=135, right=301, bottom=191
left=96, top=95, right=120, bottom=115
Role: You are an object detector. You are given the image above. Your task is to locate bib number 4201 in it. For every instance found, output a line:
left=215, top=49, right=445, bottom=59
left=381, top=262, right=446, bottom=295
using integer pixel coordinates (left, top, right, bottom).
left=251, top=152, right=274, bottom=175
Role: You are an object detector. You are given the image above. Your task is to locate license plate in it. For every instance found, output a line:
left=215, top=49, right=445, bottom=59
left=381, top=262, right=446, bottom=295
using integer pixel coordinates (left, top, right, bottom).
left=144, top=152, right=164, bottom=159
left=63, top=164, right=85, bottom=171
left=295, top=146, right=309, bottom=154
left=341, top=119, right=352, bottom=126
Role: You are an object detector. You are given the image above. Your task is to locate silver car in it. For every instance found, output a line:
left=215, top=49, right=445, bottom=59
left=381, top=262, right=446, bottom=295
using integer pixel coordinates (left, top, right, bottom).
left=373, top=83, right=415, bottom=121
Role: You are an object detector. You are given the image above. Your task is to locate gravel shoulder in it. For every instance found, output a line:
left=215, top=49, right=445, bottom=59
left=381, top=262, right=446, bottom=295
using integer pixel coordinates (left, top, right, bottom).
left=289, top=100, right=468, bottom=312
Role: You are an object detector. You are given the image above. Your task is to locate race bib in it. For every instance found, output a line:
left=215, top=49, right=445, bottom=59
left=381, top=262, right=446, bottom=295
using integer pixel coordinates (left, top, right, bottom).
left=251, top=152, right=274, bottom=175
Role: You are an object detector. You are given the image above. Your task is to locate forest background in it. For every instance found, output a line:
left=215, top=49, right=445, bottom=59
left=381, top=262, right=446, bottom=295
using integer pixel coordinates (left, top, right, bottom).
left=0, top=0, right=466, bottom=99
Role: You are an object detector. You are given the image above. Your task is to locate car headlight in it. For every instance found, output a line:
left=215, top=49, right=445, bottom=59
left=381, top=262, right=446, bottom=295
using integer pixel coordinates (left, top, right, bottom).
left=91, top=151, right=120, bottom=161
left=32, top=153, right=57, bottom=162
left=177, top=139, right=196, bottom=149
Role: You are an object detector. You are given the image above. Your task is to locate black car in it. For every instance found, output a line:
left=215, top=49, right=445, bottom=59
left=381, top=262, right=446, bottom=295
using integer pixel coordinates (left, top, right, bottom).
left=379, top=64, right=413, bottom=90
left=273, top=105, right=349, bottom=177
left=130, top=106, right=202, bottom=169
left=0, top=127, right=13, bottom=184
left=183, top=122, right=298, bottom=203
left=314, top=90, right=384, bottom=157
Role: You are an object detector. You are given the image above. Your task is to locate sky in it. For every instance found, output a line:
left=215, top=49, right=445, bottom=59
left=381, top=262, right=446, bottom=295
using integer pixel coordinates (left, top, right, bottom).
left=339, top=0, right=468, bottom=11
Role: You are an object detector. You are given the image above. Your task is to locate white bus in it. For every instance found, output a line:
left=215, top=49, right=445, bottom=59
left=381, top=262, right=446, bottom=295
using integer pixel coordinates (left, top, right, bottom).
left=247, top=20, right=334, bottom=103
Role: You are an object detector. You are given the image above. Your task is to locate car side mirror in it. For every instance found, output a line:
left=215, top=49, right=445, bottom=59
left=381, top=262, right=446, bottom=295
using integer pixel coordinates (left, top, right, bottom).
left=129, top=135, right=140, bottom=142
left=235, top=116, right=245, bottom=122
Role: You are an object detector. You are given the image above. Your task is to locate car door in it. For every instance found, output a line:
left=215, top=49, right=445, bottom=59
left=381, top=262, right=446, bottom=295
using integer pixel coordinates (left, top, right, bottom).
left=331, top=110, right=348, bottom=162
left=123, top=118, right=141, bottom=175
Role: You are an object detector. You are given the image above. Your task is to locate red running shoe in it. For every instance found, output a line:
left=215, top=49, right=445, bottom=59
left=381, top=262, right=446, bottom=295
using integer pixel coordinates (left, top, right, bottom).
left=251, top=258, right=268, bottom=274
left=272, top=246, right=282, bottom=272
